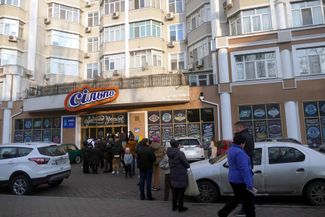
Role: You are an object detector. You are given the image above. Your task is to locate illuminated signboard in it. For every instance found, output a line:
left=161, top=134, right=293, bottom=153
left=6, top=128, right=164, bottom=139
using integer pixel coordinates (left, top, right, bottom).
left=64, top=86, right=119, bottom=112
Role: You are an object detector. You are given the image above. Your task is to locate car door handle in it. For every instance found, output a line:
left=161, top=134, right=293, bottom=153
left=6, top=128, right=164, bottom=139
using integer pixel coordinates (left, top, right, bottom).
left=254, top=170, right=262, bottom=174
left=296, top=168, right=305, bottom=172
left=8, top=162, right=15, bottom=165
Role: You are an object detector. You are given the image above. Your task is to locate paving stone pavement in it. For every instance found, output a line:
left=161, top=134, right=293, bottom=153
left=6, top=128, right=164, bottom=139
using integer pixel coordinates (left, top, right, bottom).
left=0, top=165, right=324, bottom=217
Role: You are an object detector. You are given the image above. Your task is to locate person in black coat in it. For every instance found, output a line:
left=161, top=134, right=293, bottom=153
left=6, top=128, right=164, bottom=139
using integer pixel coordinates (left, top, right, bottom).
left=167, top=139, right=190, bottom=212
left=81, top=138, right=94, bottom=174
left=136, top=138, right=156, bottom=200
left=89, top=142, right=103, bottom=174
left=111, top=137, right=123, bottom=174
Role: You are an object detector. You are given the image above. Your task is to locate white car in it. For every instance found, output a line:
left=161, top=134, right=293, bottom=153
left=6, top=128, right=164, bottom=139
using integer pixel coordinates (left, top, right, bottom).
left=190, top=142, right=325, bottom=205
left=166, top=137, right=205, bottom=161
left=0, top=142, right=71, bottom=195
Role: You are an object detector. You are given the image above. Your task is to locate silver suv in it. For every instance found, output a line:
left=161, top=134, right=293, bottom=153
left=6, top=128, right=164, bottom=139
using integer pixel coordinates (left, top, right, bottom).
left=166, top=137, right=205, bottom=161
left=0, top=142, right=71, bottom=195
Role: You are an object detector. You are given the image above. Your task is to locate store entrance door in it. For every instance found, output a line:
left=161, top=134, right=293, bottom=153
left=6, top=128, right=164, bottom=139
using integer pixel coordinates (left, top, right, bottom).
left=129, top=112, right=146, bottom=141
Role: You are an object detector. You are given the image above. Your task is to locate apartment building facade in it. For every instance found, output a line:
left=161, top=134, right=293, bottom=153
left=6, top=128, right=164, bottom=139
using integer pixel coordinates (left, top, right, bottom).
left=0, top=0, right=324, bottom=148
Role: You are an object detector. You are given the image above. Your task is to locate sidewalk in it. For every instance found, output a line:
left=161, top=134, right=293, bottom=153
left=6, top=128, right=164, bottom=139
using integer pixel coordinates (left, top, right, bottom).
left=0, top=194, right=324, bottom=217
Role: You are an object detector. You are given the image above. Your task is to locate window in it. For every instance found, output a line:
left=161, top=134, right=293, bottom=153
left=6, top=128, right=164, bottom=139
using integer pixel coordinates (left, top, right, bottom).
left=129, top=20, right=161, bottom=39
left=169, top=0, right=183, bottom=13
left=130, top=50, right=162, bottom=68
left=87, top=63, right=99, bottom=79
left=238, top=104, right=282, bottom=142
left=0, top=49, right=23, bottom=66
left=169, top=24, right=184, bottom=41
left=268, top=147, right=305, bottom=164
left=51, top=30, right=79, bottom=49
left=234, top=51, right=277, bottom=81
left=103, top=25, right=125, bottom=42
left=103, top=0, right=125, bottom=14
left=170, top=53, right=185, bottom=71
left=188, top=73, right=214, bottom=86
left=0, top=147, right=17, bottom=159
left=0, top=18, right=21, bottom=37
left=303, top=101, right=325, bottom=147
left=47, top=58, right=79, bottom=76
left=186, top=4, right=211, bottom=32
left=87, top=12, right=99, bottom=27
left=48, top=3, right=80, bottom=23
left=87, top=37, right=98, bottom=52
left=0, top=0, right=20, bottom=7
left=296, top=46, right=325, bottom=76
left=130, top=0, right=161, bottom=10
left=17, top=148, right=33, bottom=157
left=188, top=37, right=210, bottom=62
left=291, top=0, right=325, bottom=27
left=253, top=148, right=262, bottom=165
left=230, top=7, right=272, bottom=36
left=103, top=53, right=125, bottom=71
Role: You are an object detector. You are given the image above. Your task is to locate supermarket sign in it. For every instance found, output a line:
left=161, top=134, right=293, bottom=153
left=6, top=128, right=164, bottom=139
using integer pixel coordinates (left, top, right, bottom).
left=64, top=86, right=119, bottom=112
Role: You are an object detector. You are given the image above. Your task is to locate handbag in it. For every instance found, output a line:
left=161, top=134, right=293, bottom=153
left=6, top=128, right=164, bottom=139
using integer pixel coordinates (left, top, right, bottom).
left=159, top=155, right=169, bottom=170
left=184, top=169, right=200, bottom=196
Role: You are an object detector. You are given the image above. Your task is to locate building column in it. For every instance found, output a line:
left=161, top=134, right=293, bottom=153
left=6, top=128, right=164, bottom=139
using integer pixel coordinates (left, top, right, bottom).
left=124, top=0, right=130, bottom=77
left=2, top=103, right=12, bottom=144
left=27, top=0, right=39, bottom=76
left=275, top=0, right=287, bottom=29
left=218, top=48, right=233, bottom=140
left=281, top=49, right=293, bottom=79
left=284, top=101, right=301, bottom=142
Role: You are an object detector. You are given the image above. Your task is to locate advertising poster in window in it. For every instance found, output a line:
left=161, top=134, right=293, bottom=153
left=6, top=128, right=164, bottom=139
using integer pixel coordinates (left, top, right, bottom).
left=32, top=130, right=42, bottom=142
left=15, top=119, right=23, bottom=130
left=319, top=101, right=325, bottom=116
left=43, top=118, right=52, bottom=128
left=239, top=106, right=252, bottom=120
left=174, top=124, right=187, bottom=137
left=321, top=117, right=325, bottom=144
left=53, top=117, right=61, bottom=128
left=305, top=118, right=321, bottom=147
left=304, top=102, right=318, bottom=117
left=113, top=113, right=127, bottom=125
left=174, top=110, right=186, bottom=123
left=33, top=119, right=42, bottom=129
left=187, top=109, right=200, bottom=122
left=253, top=105, right=266, bottom=120
left=188, top=123, right=201, bottom=140
left=148, top=125, right=161, bottom=143
left=241, top=121, right=254, bottom=136
left=148, top=111, right=160, bottom=124
left=24, top=119, right=33, bottom=130
left=254, top=121, right=267, bottom=141
left=162, top=125, right=173, bottom=144
left=161, top=111, right=172, bottom=124
left=43, top=129, right=51, bottom=142
left=52, top=129, right=61, bottom=144
left=14, top=131, right=23, bottom=143
left=268, top=120, right=282, bottom=138
left=267, top=104, right=280, bottom=119
left=23, top=130, right=32, bottom=142
left=202, top=123, right=215, bottom=148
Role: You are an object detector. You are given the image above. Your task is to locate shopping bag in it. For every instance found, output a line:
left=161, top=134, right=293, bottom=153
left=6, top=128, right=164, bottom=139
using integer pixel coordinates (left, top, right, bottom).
left=184, top=169, right=200, bottom=196
left=159, top=155, right=169, bottom=170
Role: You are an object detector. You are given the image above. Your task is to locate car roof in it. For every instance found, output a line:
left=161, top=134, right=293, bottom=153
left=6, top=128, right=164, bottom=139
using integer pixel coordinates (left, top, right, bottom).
left=1, top=142, right=59, bottom=148
left=174, top=137, right=199, bottom=140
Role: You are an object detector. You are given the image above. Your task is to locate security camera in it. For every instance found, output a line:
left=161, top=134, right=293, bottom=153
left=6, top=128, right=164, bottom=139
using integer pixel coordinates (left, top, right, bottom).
left=199, top=92, right=204, bottom=101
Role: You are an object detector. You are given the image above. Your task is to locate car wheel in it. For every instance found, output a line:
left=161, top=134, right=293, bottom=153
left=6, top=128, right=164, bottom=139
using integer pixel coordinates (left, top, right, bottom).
left=305, top=181, right=325, bottom=206
left=195, top=180, right=219, bottom=203
left=48, top=179, right=63, bottom=187
left=10, top=175, right=32, bottom=195
left=75, top=155, right=82, bottom=164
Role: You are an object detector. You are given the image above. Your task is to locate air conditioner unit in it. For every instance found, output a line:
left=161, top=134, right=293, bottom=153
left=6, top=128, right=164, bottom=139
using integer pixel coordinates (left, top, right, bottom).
left=112, top=11, right=120, bottom=19
left=113, top=70, right=119, bottom=76
left=84, top=52, right=90, bottom=58
left=24, top=69, right=33, bottom=77
left=223, top=0, right=233, bottom=10
left=165, top=12, right=174, bottom=21
left=44, top=17, right=51, bottom=25
left=85, top=27, right=91, bottom=33
left=188, top=63, right=194, bottom=71
left=43, top=74, right=50, bottom=81
left=196, top=59, right=203, bottom=68
left=8, top=35, right=17, bottom=42
left=167, top=41, right=174, bottom=48
left=85, top=1, right=91, bottom=7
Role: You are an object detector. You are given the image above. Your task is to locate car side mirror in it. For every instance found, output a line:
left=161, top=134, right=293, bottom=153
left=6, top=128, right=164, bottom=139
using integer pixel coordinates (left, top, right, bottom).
left=223, top=162, right=229, bottom=168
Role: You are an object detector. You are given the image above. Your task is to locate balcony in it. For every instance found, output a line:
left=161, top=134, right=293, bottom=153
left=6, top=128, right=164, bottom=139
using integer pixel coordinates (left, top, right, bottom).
left=26, top=73, right=188, bottom=98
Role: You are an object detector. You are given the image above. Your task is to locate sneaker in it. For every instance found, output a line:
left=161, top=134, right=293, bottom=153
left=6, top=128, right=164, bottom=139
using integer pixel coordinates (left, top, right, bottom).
left=235, top=210, right=246, bottom=217
left=111, top=171, right=115, bottom=174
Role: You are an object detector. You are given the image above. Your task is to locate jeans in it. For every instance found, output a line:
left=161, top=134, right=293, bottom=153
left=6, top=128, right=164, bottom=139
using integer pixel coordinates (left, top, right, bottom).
left=218, top=183, right=255, bottom=217
left=172, top=187, right=185, bottom=210
left=139, top=170, right=153, bottom=199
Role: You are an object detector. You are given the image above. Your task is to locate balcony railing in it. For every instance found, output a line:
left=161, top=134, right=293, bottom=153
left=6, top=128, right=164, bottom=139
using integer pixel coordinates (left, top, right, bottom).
left=26, top=74, right=188, bottom=98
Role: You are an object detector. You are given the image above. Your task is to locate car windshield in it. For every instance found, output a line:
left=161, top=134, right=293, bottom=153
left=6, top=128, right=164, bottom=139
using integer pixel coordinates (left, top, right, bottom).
left=178, top=139, right=200, bottom=146
left=209, top=153, right=227, bottom=164
left=38, top=145, right=66, bottom=156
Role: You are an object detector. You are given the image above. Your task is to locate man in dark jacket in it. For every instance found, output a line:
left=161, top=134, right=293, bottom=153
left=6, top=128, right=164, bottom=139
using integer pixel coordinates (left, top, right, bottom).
left=136, top=138, right=156, bottom=200
left=167, top=139, right=190, bottom=212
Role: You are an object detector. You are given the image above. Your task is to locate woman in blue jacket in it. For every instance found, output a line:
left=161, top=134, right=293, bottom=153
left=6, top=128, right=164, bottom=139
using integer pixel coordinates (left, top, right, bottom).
left=218, top=133, right=256, bottom=217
